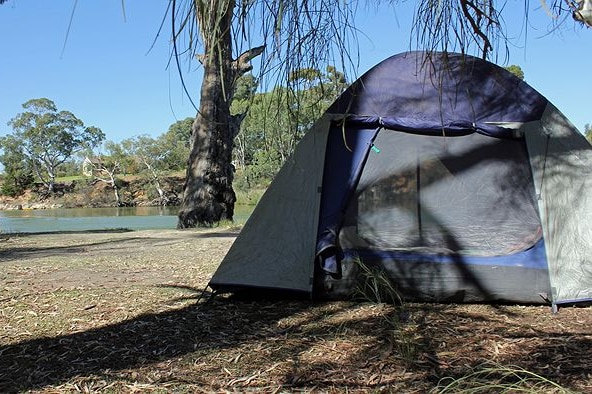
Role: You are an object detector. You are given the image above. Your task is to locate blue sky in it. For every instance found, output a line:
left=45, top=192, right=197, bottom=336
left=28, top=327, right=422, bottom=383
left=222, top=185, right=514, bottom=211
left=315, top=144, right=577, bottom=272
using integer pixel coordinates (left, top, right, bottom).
left=1, top=1, right=590, bottom=144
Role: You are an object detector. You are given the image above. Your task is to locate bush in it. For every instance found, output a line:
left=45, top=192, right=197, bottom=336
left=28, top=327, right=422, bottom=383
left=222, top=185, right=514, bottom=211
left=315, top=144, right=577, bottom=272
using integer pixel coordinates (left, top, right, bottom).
left=0, top=172, right=34, bottom=197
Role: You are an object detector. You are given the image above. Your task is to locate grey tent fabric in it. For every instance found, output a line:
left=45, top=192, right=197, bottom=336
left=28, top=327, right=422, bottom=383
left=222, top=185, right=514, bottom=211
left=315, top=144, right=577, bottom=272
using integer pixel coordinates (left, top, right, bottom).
left=208, top=51, right=592, bottom=307
left=524, top=105, right=592, bottom=304
left=340, top=130, right=542, bottom=256
left=209, top=116, right=331, bottom=293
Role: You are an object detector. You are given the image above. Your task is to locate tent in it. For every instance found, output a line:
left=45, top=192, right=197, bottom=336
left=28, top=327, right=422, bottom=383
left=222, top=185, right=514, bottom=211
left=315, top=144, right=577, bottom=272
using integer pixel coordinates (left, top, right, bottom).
left=209, top=51, right=592, bottom=307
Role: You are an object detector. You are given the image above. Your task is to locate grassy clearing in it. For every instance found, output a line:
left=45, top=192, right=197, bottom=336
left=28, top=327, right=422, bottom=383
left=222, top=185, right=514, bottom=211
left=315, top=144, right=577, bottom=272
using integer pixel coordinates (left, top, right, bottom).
left=55, top=175, right=87, bottom=183
left=0, top=229, right=590, bottom=393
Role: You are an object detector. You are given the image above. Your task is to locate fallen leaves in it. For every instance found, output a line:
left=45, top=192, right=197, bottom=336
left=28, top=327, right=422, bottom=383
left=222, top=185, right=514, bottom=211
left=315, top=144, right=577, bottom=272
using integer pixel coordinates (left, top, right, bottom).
left=0, top=230, right=590, bottom=393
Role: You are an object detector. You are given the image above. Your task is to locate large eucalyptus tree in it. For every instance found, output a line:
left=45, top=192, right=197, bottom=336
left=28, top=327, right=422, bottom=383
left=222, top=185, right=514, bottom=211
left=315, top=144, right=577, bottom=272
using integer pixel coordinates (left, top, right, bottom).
left=173, top=0, right=360, bottom=227
left=4, top=98, right=105, bottom=194
left=172, top=0, right=591, bottom=228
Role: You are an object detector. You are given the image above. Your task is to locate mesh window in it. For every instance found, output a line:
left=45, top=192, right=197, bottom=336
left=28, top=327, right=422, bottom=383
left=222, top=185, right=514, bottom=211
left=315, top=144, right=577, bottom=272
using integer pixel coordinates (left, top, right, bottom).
left=340, top=130, right=542, bottom=256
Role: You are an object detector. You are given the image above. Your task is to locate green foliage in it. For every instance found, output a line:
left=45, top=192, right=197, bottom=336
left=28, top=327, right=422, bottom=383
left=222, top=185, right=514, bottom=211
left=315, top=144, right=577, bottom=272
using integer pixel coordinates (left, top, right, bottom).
left=55, top=158, right=83, bottom=178
left=231, top=67, right=347, bottom=188
left=585, top=123, right=592, bottom=144
left=0, top=159, right=34, bottom=197
left=233, top=183, right=265, bottom=206
left=108, top=134, right=188, bottom=205
left=0, top=132, right=35, bottom=197
left=103, top=140, right=138, bottom=175
left=55, top=175, right=85, bottom=183
left=100, top=141, right=128, bottom=171
left=0, top=171, right=33, bottom=197
left=289, top=67, right=322, bottom=84
left=504, top=64, right=525, bottom=80
left=165, top=117, right=194, bottom=149
left=6, top=98, right=105, bottom=193
left=233, top=74, right=258, bottom=102
left=158, top=132, right=191, bottom=171
left=120, top=133, right=189, bottom=174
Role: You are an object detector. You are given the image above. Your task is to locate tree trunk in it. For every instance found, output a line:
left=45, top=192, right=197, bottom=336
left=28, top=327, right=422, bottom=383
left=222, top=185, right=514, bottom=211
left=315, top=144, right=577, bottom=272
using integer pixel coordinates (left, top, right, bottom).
left=112, top=181, right=122, bottom=206
left=177, top=68, right=236, bottom=226
left=152, top=178, right=166, bottom=206
left=177, top=2, right=236, bottom=228
left=176, top=1, right=264, bottom=228
left=143, top=160, right=167, bottom=206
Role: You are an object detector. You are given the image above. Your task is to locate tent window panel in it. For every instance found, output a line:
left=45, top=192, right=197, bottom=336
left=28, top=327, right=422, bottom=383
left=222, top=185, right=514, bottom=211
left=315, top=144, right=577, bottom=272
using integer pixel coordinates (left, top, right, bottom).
left=341, top=130, right=542, bottom=256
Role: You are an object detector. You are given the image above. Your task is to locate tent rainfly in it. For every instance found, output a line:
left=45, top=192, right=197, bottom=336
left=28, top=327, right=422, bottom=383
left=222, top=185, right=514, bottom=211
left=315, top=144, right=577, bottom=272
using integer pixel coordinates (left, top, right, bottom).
left=209, top=51, right=592, bottom=309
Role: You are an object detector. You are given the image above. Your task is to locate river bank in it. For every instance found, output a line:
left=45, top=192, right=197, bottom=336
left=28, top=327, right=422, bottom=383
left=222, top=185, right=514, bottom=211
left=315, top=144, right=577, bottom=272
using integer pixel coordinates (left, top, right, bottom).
left=0, top=175, right=185, bottom=210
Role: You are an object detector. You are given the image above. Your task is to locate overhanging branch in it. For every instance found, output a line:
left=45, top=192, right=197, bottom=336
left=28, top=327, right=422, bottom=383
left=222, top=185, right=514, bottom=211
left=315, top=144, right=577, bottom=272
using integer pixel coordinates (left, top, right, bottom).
left=460, top=0, right=494, bottom=58
left=231, top=45, right=265, bottom=78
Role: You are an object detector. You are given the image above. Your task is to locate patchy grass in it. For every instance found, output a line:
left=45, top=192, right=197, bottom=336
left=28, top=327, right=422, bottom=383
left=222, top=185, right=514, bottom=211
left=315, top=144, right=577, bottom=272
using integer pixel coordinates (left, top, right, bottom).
left=55, top=175, right=87, bottom=183
left=0, top=229, right=591, bottom=393
left=436, top=362, right=577, bottom=393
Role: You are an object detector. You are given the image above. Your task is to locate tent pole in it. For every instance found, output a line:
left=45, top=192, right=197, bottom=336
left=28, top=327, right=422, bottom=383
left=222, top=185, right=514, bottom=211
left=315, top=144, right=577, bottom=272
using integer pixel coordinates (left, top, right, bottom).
left=416, top=154, right=423, bottom=245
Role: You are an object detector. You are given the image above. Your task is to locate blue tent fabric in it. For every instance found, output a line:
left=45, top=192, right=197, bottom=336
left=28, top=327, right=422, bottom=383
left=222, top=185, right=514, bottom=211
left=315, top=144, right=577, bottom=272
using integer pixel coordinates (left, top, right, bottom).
left=351, top=238, right=548, bottom=270
left=316, top=51, right=549, bottom=281
left=316, top=125, right=378, bottom=276
left=327, top=52, right=548, bottom=137
left=334, top=115, right=523, bottom=139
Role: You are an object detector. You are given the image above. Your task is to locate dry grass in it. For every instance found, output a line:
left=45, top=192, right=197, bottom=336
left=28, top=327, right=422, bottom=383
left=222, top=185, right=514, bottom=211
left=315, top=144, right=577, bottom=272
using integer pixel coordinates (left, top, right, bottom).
left=1, top=229, right=591, bottom=393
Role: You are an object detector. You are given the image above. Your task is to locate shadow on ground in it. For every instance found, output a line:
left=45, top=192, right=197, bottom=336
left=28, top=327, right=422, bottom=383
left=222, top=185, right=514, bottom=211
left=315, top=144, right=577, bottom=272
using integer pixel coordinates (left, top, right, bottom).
left=1, top=294, right=591, bottom=393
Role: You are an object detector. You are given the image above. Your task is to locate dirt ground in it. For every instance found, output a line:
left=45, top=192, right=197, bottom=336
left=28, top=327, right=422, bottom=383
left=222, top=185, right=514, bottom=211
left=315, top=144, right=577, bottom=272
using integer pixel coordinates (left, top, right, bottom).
left=1, top=229, right=591, bottom=393
left=0, top=229, right=234, bottom=292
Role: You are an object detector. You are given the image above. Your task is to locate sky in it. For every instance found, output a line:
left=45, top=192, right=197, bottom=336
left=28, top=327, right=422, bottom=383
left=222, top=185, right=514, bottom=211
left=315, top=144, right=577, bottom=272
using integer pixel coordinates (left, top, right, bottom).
left=0, top=1, right=591, bottom=145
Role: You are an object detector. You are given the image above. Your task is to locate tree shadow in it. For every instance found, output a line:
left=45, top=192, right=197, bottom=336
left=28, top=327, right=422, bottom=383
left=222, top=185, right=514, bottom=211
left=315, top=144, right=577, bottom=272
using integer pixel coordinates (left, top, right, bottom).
left=0, top=236, right=149, bottom=263
left=0, top=229, right=236, bottom=264
left=191, top=231, right=241, bottom=239
left=0, top=296, right=431, bottom=392
left=0, top=296, right=306, bottom=392
left=1, top=287, right=590, bottom=392
left=416, top=304, right=592, bottom=392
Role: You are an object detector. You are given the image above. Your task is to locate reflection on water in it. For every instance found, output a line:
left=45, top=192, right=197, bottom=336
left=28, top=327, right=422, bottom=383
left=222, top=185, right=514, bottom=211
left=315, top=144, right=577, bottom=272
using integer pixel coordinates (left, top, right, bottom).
left=0, top=206, right=179, bottom=218
left=0, top=205, right=253, bottom=233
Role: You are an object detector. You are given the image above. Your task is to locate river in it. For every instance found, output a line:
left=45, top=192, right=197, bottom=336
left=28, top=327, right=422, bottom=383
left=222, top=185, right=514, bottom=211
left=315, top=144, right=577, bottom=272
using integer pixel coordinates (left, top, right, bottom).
left=0, top=205, right=253, bottom=233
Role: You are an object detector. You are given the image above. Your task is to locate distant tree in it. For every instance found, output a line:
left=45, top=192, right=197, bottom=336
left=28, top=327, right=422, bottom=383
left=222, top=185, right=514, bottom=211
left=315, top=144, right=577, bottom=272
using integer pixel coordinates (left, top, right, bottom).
left=504, top=64, right=525, bottom=80
left=129, top=136, right=167, bottom=204
left=157, top=132, right=191, bottom=172
left=233, top=73, right=258, bottom=102
left=165, top=117, right=194, bottom=149
left=585, top=124, right=592, bottom=143
left=56, top=158, right=83, bottom=178
left=87, top=140, right=126, bottom=206
left=6, top=98, right=105, bottom=194
left=0, top=136, right=34, bottom=197
left=122, top=134, right=186, bottom=205
left=103, top=139, right=139, bottom=175
left=231, top=66, right=347, bottom=186
left=288, top=68, right=323, bottom=87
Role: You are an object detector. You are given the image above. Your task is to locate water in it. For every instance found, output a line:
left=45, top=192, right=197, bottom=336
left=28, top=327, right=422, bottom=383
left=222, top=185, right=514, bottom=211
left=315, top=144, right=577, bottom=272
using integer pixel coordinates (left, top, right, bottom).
left=0, top=205, right=253, bottom=233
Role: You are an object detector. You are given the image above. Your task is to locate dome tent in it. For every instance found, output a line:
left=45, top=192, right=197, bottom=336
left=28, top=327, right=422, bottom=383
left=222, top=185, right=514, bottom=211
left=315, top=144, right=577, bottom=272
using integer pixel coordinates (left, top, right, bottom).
left=209, top=51, right=592, bottom=308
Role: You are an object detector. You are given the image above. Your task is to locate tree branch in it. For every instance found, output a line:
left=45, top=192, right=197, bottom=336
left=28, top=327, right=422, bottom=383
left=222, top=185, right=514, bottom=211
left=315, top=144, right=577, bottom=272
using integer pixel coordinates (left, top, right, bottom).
left=231, top=45, right=265, bottom=78
left=459, top=0, right=493, bottom=59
